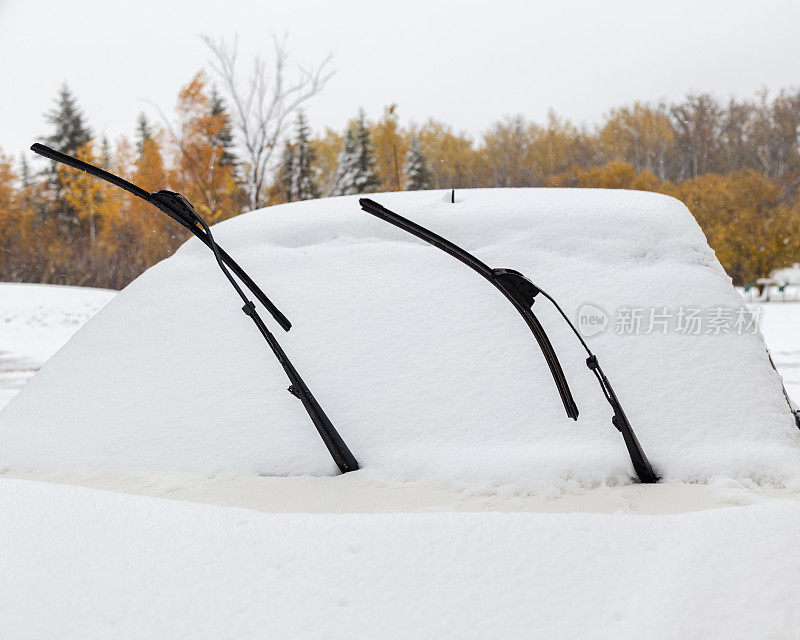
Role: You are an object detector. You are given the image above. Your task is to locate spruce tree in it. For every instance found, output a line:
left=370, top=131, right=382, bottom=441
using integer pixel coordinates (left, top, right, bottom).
left=290, top=111, right=320, bottom=201
left=45, top=84, right=92, bottom=155
left=135, top=113, right=152, bottom=155
left=100, top=136, right=112, bottom=169
left=210, top=86, right=237, bottom=167
left=353, top=109, right=380, bottom=193
left=43, top=83, right=93, bottom=226
left=332, top=109, right=379, bottom=195
left=332, top=125, right=358, bottom=196
left=404, top=136, right=432, bottom=190
left=276, top=141, right=295, bottom=203
left=19, top=154, right=32, bottom=189
left=17, top=153, right=37, bottom=215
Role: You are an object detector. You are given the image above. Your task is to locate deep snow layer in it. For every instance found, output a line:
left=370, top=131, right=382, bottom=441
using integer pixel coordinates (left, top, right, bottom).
left=0, top=189, right=797, bottom=486
left=0, top=284, right=115, bottom=410
left=1, top=478, right=799, bottom=639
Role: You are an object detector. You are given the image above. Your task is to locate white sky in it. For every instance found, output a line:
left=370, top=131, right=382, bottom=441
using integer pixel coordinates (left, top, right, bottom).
left=1, top=0, right=799, bottom=161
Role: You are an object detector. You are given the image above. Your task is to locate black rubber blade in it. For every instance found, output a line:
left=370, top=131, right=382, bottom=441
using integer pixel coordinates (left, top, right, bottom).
left=30, top=144, right=291, bottom=332
left=359, top=197, right=579, bottom=420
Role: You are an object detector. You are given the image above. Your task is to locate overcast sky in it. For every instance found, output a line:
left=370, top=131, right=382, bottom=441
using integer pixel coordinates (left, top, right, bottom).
left=1, top=0, right=799, bottom=161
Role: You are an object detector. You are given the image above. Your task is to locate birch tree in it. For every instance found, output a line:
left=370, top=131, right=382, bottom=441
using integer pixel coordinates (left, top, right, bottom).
left=203, top=35, right=333, bottom=210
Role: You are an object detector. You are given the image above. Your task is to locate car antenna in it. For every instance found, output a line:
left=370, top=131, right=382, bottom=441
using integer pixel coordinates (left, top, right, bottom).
left=31, top=143, right=359, bottom=474
left=359, top=197, right=657, bottom=483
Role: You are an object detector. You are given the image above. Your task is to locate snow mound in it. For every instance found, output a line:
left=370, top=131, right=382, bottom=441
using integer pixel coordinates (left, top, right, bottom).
left=2, top=478, right=800, bottom=639
left=0, top=189, right=797, bottom=487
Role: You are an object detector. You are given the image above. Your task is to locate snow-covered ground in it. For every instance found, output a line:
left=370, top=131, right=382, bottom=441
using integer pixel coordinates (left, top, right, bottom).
left=0, top=284, right=115, bottom=410
left=2, top=477, right=800, bottom=639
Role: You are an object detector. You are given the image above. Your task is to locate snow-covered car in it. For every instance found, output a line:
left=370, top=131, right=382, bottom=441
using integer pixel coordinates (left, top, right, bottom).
left=1, top=188, right=799, bottom=638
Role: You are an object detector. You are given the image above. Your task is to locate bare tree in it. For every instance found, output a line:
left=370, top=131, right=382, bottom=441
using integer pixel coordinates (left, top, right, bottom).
left=203, top=35, right=333, bottom=211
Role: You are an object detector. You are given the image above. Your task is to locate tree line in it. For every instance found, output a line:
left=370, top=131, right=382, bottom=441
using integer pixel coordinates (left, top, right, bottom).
left=1, top=75, right=799, bottom=289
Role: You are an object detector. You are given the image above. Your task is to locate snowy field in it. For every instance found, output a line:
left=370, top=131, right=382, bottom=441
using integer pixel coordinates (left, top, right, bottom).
left=0, top=284, right=115, bottom=410
left=1, top=189, right=800, bottom=638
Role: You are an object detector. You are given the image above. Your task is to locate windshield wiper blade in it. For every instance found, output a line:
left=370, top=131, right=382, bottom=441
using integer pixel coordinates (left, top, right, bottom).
left=31, top=143, right=359, bottom=474
left=359, top=197, right=657, bottom=484
left=31, top=143, right=291, bottom=332
left=359, top=198, right=578, bottom=420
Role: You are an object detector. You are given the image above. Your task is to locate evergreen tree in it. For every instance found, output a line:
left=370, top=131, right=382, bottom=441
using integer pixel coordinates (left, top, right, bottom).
left=135, top=113, right=152, bottom=155
left=353, top=109, right=380, bottom=193
left=210, top=86, right=237, bottom=167
left=17, top=153, right=38, bottom=215
left=100, top=136, right=112, bottom=169
left=43, top=83, right=93, bottom=226
left=332, top=125, right=358, bottom=196
left=404, top=136, right=432, bottom=190
left=18, top=154, right=32, bottom=189
left=45, top=84, right=92, bottom=155
left=15, top=153, right=43, bottom=218
left=276, top=140, right=295, bottom=203
left=332, top=109, right=379, bottom=195
left=290, top=111, right=320, bottom=200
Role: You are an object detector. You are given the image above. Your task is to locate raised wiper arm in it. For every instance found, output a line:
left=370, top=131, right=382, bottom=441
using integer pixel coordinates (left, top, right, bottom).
left=360, top=197, right=578, bottom=420
left=182, top=194, right=358, bottom=474
left=31, top=143, right=291, bottom=332
left=359, top=197, right=657, bottom=484
left=32, top=143, right=358, bottom=474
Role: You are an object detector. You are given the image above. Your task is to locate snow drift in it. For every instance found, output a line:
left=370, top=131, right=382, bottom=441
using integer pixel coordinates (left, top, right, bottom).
left=2, top=477, right=800, bottom=639
left=0, top=189, right=797, bottom=487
